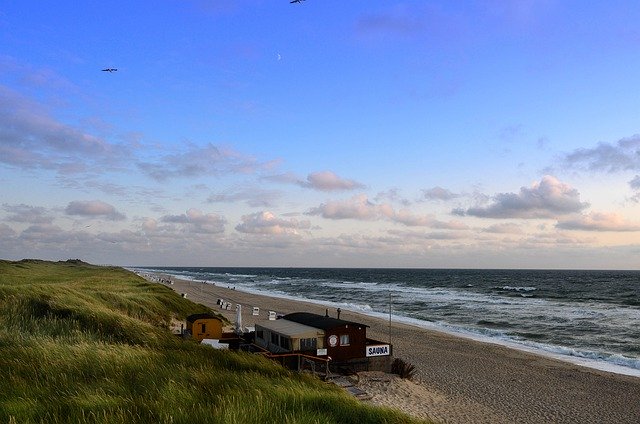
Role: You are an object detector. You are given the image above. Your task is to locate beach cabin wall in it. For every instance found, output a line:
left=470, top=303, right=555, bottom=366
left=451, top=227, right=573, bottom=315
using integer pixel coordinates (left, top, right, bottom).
left=254, top=320, right=325, bottom=355
left=323, top=323, right=367, bottom=362
left=186, top=313, right=223, bottom=342
left=254, top=328, right=290, bottom=354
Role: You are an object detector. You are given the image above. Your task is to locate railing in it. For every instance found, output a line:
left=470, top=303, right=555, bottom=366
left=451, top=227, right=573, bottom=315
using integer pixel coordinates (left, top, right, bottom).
left=244, top=345, right=332, bottom=378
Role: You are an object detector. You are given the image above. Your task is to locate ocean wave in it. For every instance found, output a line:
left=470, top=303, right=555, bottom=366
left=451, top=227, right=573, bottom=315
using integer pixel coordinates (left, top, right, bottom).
left=318, top=281, right=385, bottom=290
left=223, top=272, right=258, bottom=278
left=338, top=302, right=373, bottom=312
left=495, top=285, right=537, bottom=292
left=515, top=339, right=640, bottom=372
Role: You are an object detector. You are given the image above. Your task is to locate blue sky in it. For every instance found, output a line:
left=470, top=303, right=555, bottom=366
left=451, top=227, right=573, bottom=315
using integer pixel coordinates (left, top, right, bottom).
left=1, top=0, right=640, bottom=268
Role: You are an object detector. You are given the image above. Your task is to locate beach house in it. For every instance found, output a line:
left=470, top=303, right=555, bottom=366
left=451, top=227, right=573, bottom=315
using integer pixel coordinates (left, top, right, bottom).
left=186, top=313, right=223, bottom=341
left=255, top=311, right=392, bottom=372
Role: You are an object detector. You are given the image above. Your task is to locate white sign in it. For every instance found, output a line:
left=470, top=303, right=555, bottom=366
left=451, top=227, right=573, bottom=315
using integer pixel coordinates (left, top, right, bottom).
left=366, top=344, right=390, bottom=357
left=328, top=334, right=338, bottom=347
left=316, top=348, right=327, bottom=356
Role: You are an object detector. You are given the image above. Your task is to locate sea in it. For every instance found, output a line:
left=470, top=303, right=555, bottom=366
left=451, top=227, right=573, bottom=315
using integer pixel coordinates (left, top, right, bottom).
left=133, top=267, right=640, bottom=377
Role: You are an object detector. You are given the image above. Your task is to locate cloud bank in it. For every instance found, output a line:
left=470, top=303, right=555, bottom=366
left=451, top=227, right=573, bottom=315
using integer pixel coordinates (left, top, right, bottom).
left=0, top=86, right=127, bottom=173
left=3, top=204, right=53, bottom=224
left=308, top=194, right=467, bottom=229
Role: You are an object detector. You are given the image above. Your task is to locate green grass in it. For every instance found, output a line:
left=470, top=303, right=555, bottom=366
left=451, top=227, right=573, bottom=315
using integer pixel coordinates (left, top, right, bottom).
left=0, top=259, right=428, bottom=424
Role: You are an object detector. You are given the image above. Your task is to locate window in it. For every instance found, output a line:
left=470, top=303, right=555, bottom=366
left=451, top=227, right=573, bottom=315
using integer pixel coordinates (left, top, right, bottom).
left=339, top=334, right=350, bottom=346
left=201, top=323, right=206, bottom=333
left=256, top=330, right=264, bottom=340
left=300, top=338, right=317, bottom=350
left=271, top=332, right=279, bottom=345
left=280, top=337, right=291, bottom=350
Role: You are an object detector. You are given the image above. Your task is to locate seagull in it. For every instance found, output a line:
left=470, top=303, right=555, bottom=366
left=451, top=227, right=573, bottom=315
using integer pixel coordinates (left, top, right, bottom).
left=102, top=68, right=117, bottom=72
left=290, top=0, right=305, bottom=3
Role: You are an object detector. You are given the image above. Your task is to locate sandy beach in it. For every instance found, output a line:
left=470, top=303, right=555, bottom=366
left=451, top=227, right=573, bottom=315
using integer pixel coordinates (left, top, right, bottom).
left=160, top=276, right=640, bottom=424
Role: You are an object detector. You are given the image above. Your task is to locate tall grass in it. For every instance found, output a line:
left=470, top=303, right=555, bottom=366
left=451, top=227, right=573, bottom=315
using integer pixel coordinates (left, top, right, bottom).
left=0, top=260, right=427, bottom=423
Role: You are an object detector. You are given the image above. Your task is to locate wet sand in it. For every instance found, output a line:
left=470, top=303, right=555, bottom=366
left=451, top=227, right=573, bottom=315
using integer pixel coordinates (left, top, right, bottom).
left=161, top=276, right=640, bottom=424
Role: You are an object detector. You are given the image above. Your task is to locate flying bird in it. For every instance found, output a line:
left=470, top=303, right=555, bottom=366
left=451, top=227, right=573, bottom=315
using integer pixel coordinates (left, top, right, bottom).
left=290, top=0, right=305, bottom=3
left=102, top=68, right=117, bottom=72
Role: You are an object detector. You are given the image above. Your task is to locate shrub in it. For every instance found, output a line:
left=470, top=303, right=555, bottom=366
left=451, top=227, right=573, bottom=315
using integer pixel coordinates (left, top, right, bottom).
left=391, top=358, right=417, bottom=380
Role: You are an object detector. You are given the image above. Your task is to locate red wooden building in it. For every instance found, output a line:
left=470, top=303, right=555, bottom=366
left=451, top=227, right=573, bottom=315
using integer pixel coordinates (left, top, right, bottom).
left=281, top=312, right=392, bottom=372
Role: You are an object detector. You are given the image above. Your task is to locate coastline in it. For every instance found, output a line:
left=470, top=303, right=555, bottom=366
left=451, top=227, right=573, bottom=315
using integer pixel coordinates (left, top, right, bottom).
left=157, top=275, right=640, bottom=424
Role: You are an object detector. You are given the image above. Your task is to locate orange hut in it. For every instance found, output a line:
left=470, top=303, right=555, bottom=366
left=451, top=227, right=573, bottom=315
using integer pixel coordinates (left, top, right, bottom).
left=186, top=313, right=223, bottom=341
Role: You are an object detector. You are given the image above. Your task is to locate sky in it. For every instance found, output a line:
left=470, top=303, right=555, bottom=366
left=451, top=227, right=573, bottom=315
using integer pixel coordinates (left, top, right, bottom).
left=1, top=1, right=640, bottom=269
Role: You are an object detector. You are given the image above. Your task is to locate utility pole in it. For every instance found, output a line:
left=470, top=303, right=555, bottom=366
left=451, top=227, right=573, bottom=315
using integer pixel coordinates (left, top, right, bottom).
left=388, top=290, right=392, bottom=344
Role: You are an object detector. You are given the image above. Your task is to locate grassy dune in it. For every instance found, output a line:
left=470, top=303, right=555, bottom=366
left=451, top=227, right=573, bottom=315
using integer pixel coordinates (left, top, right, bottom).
left=0, top=260, right=426, bottom=424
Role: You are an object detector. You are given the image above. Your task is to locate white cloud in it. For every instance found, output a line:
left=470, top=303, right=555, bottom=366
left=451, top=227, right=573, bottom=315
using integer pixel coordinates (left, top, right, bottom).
left=422, top=186, right=459, bottom=201
left=392, top=209, right=433, bottom=226
left=430, top=218, right=469, bottom=230
left=457, top=176, right=588, bottom=219
left=265, top=170, right=365, bottom=192
left=262, top=172, right=299, bottom=184
left=160, top=208, right=226, bottom=234
left=138, top=143, right=270, bottom=181
left=299, top=171, right=365, bottom=191
left=207, top=188, right=282, bottom=207
left=393, top=209, right=467, bottom=229
left=19, top=224, right=74, bottom=243
left=556, top=212, right=640, bottom=232
left=562, top=135, right=640, bottom=173
left=308, top=194, right=392, bottom=221
left=482, top=223, right=524, bottom=234
left=65, top=200, right=126, bottom=221
left=0, top=223, right=16, bottom=238
left=387, top=229, right=469, bottom=240
left=235, top=211, right=311, bottom=235
left=141, top=218, right=158, bottom=232
left=630, top=175, right=640, bottom=202
left=374, top=188, right=411, bottom=206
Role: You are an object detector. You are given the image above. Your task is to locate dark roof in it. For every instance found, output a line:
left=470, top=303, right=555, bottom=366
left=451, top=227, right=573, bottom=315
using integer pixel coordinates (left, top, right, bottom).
left=283, top=312, right=368, bottom=331
left=186, top=313, right=221, bottom=323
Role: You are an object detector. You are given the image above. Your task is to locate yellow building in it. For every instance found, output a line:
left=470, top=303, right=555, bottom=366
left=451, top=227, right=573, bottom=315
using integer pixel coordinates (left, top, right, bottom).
left=186, top=313, right=223, bottom=341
